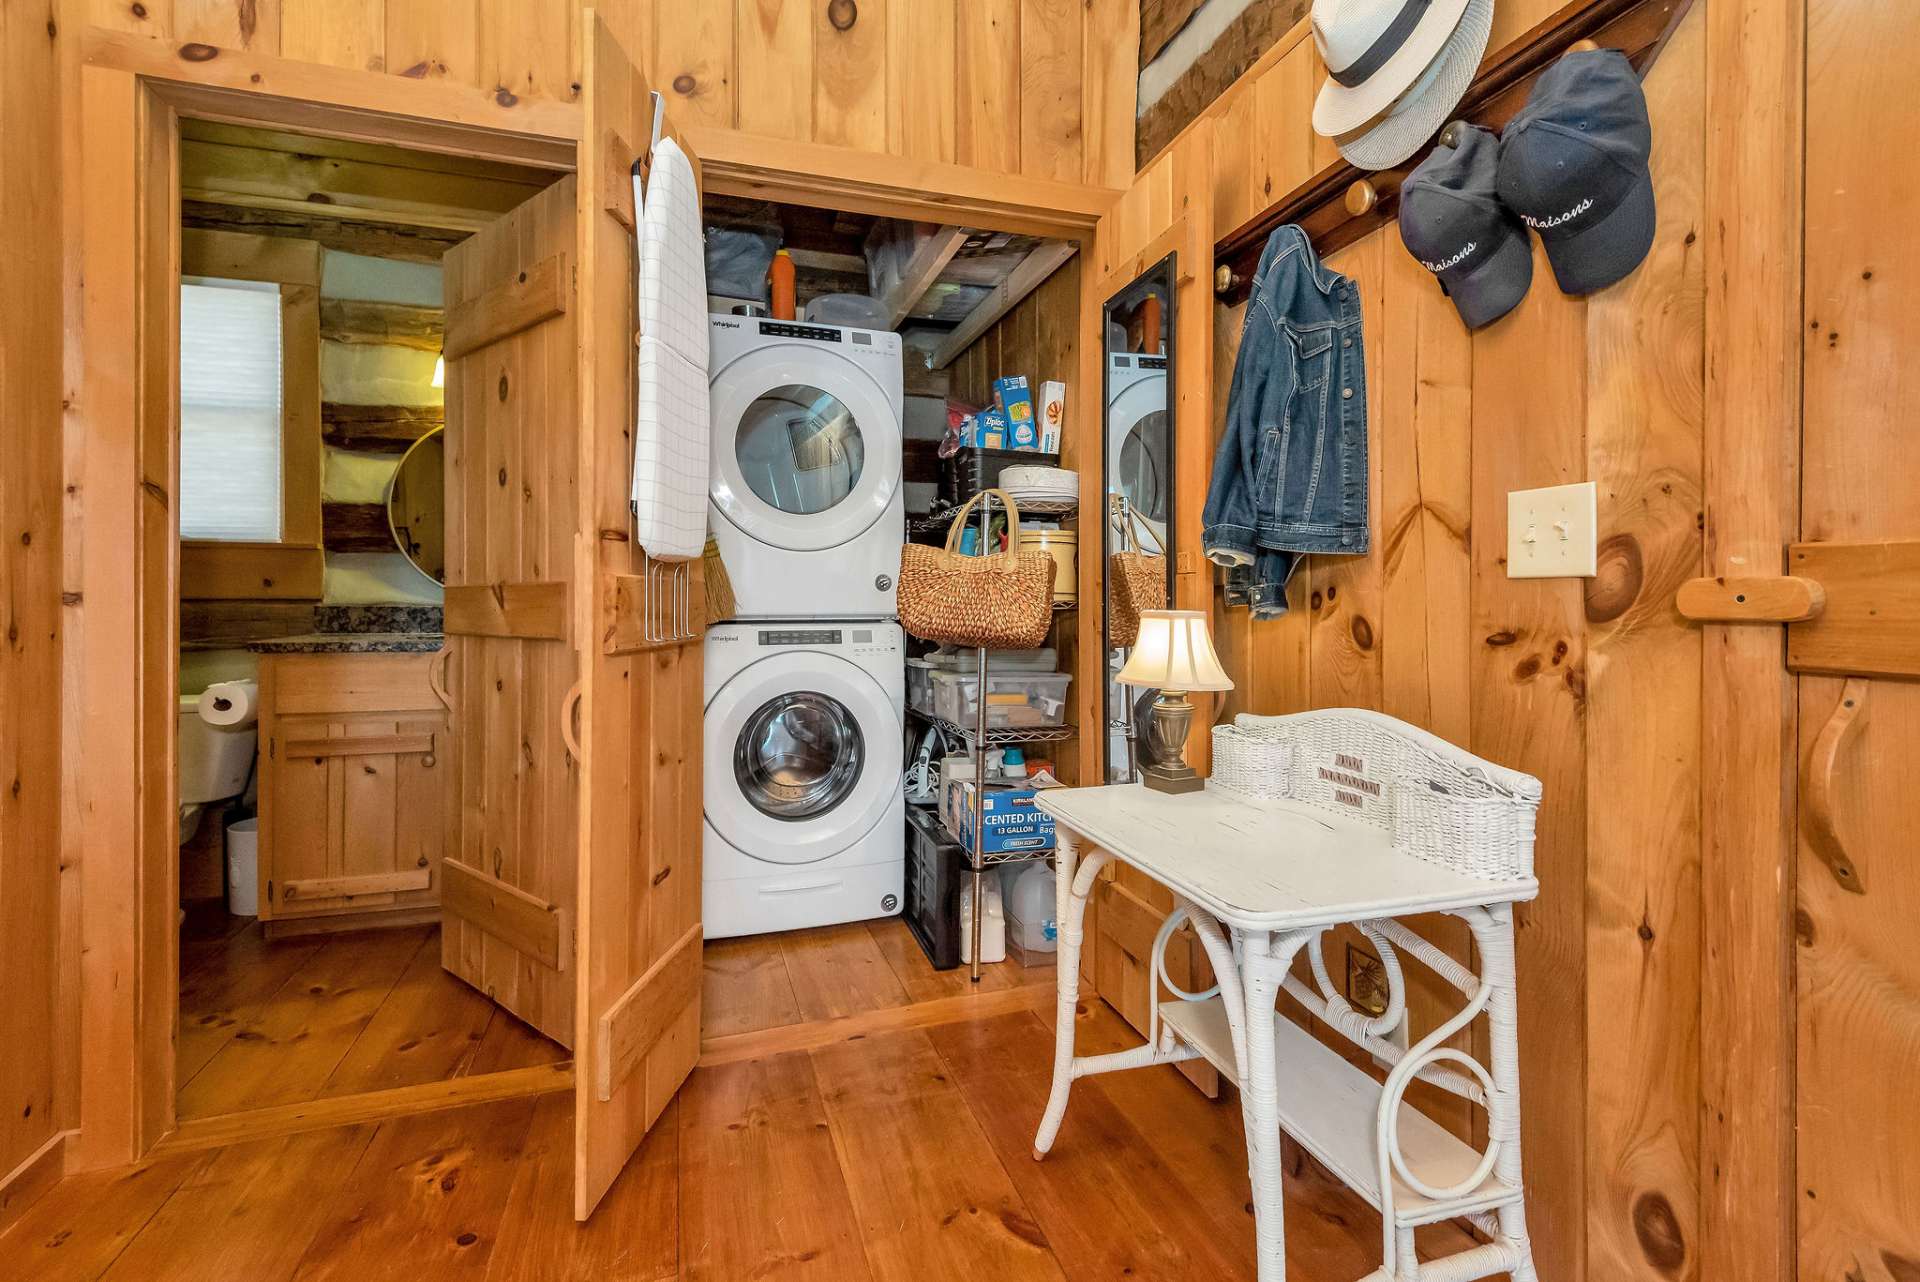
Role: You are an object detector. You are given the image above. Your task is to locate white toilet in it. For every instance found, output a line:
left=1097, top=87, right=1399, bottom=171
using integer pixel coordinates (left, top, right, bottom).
left=178, top=694, right=258, bottom=844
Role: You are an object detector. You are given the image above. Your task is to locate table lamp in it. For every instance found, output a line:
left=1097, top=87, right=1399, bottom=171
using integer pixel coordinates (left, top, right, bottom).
left=1116, top=609, right=1234, bottom=794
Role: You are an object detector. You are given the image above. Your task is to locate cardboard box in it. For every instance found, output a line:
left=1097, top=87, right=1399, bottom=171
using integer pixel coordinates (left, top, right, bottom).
left=960, top=408, right=1008, bottom=450
left=948, top=780, right=1057, bottom=855
left=1038, top=381, right=1066, bottom=453
left=993, top=375, right=1039, bottom=449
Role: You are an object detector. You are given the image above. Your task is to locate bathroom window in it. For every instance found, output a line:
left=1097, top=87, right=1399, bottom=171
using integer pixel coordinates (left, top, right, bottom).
left=179, top=278, right=285, bottom=542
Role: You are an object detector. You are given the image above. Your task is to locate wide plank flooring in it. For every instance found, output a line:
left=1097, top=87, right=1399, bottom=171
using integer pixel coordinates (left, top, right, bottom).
left=8, top=919, right=1484, bottom=1279
left=176, top=907, right=567, bottom=1120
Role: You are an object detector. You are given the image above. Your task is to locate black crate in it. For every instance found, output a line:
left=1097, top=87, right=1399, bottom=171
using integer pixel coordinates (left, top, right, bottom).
left=938, top=446, right=1062, bottom=508
left=904, top=804, right=966, bottom=971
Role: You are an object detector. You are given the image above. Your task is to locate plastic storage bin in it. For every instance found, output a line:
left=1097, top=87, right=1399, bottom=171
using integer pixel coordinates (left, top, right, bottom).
left=929, top=670, right=1072, bottom=730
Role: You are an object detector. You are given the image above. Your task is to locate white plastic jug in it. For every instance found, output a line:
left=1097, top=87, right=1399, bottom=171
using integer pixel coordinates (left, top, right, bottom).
left=1004, top=862, right=1058, bottom=953
left=958, top=875, right=1005, bottom=965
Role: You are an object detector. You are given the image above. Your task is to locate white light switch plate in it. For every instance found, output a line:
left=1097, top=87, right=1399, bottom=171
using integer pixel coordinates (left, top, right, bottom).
left=1507, top=482, right=1598, bottom=578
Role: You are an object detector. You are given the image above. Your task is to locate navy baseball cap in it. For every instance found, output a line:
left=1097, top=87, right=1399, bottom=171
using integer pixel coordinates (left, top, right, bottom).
left=1398, top=123, right=1532, bottom=329
left=1497, top=48, right=1655, bottom=295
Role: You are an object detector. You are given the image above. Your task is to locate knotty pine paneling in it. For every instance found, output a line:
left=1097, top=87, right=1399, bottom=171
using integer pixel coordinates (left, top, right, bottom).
left=84, top=0, right=1136, bottom=187
left=0, top=0, right=66, bottom=1188
left=1147, top=5, right=1713, bottom=1281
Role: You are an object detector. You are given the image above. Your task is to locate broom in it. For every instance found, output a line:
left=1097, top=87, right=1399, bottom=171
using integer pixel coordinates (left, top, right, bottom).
left=702, top=535, right=737, bottom=623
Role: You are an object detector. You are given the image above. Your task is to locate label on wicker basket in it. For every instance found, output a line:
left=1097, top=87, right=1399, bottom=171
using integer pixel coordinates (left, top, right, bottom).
left=1313, top=751, right=1386, bottom=820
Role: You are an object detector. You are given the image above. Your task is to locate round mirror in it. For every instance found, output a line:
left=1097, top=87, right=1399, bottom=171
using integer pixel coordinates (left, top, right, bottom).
left=386, top=427, right=445, bottom=584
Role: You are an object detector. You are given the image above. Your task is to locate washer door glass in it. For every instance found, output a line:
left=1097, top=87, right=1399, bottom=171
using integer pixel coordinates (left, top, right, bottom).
left=734, top=691, right=865, bottom=820
left=737, top=385, right=865, bottom=516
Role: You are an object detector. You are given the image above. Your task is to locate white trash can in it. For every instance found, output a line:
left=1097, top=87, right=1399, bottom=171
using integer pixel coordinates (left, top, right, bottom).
left=226, top=817, right=259, bottom=917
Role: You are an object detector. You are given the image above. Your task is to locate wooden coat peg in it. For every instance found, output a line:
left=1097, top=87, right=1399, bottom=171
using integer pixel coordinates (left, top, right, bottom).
left=1344, top=179, right=1378, bottom=217
left=1570, top=38, right=1601, bottom=53
left=1438, top=120, right=1469, bottom=148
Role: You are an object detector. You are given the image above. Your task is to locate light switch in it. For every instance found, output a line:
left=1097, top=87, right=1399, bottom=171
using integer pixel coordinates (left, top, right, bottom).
left=1507, top=482, right=1597, bottom=578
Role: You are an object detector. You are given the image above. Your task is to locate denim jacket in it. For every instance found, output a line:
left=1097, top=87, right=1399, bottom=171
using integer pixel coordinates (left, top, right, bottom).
left=1202, top=225, right=1369, bottom=618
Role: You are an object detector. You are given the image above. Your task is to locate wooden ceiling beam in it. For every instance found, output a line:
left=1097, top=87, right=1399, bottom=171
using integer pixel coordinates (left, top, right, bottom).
left=868, top=222, right=969, bottom=330
left=930, top=241, right=1079, bottom=370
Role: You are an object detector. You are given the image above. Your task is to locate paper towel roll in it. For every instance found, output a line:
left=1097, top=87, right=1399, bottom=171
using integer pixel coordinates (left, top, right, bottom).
left=197, top=679, right=259, bottom=729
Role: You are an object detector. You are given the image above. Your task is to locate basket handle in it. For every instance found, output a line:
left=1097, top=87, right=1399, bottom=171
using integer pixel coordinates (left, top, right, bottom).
left=942, top=487, right=1024, bottom=554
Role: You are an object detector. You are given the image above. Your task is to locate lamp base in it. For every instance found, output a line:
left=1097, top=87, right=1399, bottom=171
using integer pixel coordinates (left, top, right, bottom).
left=1141, top=760, right=1205, bottom=794
left=1139, top=690, right=1205, bottom=794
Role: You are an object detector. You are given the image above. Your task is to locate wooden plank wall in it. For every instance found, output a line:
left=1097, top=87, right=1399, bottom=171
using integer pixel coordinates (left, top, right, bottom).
left=0, top=0, right=67, bottom=1194
left=1797, top=2, right=1920, bottom=1277
left=1127, top=4, right=1710, bottom=1281
left=82, top=0, right=1137, bottom=187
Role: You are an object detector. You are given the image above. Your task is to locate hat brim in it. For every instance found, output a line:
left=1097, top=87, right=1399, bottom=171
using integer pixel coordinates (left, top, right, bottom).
left=1333, top=0, right=1494, bottom=172
left=1313, top=0, right=1475, bottom=137
left=1541, top=168, right=1657, bottom=295
left=1444, top=224, right=1534, bottom=329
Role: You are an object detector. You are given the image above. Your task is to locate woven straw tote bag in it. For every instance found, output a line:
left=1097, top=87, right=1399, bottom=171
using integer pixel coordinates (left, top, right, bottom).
left=897, top=488, right=1056, bottom=649
left=1108, top=499, right=1167, bottom=649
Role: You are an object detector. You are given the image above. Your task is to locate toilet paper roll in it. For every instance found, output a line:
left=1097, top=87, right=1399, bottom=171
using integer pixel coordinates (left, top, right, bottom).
left=196, top=679, right=259, bottom=729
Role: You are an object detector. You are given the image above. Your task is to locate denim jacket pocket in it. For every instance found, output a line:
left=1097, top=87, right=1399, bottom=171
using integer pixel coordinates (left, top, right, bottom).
left=1278, top=323, right=1336, bottom=522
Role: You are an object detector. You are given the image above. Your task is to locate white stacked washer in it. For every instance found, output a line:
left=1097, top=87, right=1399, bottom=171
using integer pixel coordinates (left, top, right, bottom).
left=702, top=314, right=907, bottom=936
left=702, top=623, right=906, bottom=938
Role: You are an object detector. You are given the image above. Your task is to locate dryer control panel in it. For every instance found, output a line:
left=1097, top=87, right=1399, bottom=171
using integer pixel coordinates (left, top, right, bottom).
left=755, top=626, right=902, bottom=658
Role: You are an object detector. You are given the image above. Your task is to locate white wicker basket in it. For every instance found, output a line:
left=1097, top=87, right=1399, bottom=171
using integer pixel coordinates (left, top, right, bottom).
left=1229, top=709, right=1542, bottom=882
left=1210, top=724, right=1294, bottom=801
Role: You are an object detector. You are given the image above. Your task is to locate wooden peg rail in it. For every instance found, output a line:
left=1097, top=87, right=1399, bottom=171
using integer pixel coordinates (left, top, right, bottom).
left=1676, top=539, right=1920, bottom=679
left=1213, top=0, right=1697, bottom=301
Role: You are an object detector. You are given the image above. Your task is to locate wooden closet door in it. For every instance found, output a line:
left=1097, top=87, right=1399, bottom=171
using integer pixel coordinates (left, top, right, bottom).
left=571, top=10, right=707, bottom=1221
left=440, top=177, right=580, bottom=1048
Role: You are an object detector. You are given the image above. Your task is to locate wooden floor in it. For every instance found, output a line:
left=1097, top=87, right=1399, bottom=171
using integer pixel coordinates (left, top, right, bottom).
left=7, top=918, right=1478, bottom=1280
left=176, top=906, right=567, bottom=1120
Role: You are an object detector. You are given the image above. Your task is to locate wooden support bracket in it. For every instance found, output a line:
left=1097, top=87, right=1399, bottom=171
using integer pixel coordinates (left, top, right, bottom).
left=442, top=858, right=570, bottom=971
left=443, top=580, right=569, bottom=640
left=1678, top=539, right=1920, bottom=679
left=441, top=251, right=568, bottom=359
left=282, top=868, right=432, bottom=902
left=596, top=922, right=702, bottom=1101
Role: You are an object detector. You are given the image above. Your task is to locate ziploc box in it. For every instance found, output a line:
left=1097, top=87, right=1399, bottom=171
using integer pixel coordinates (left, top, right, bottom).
left=993, top=375, right=1039, bottom=450
left=952, top=781, right=1057, bottom=855
left=961, top=408, right=1009, bottom=449
left=1037, top=381, right=1066, bottom=453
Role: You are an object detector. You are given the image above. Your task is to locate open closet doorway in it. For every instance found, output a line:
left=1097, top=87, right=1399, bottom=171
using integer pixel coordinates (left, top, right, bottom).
left=172, top=123, right=574, bottom=1122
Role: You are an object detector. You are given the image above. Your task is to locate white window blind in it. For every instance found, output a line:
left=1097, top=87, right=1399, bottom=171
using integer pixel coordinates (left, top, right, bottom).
left=180, top=279, right=284, bottom=542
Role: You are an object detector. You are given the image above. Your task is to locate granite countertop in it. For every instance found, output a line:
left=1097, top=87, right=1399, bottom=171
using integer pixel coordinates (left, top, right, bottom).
left=238, top=605, right=445, bottom=655
left=246, top=632, right=444, bottom=654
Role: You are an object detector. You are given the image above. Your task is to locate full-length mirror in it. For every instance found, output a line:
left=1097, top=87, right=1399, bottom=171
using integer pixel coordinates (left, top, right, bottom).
left=387, top=425, right=446, bottom=584
left=1101, top=254, right=1177, bottom=783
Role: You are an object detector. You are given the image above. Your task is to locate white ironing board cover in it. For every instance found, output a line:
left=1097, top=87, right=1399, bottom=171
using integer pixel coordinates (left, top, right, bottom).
left=631, top=135, right=709, bottom=562
left=1035, top=783, right=1538, bottom=930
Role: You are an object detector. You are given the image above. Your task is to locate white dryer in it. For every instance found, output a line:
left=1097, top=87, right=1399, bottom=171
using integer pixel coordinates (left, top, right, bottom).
left=707, top=316, right=905, bottom=619
left=703, top=621, right=905, bottom=938
left=1106, top=351, right=1170, bottom=556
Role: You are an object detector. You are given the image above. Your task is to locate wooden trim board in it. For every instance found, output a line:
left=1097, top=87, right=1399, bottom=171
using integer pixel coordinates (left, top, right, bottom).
left=179, top=543, right=324, bottom=600
left=697, top=981, right=1055, bottom=1068
left=440, top=252, right=569, bottom=359
left=596, top=923, right=703, bottom=1101
left=0, top=1132, right=67, bottom=1242
left=180, top=226, right=321, bottom=284
left=279, top=733, right=436, bottom=759
left=443, top=581, right=569, bottom=640
left=441, top=858, right=571, bottom=972
left=148, top=1064, right=574, bottom=1156
left=280, top=869, right=433, bottom=902
left=603, top=568, right=708, bottom=653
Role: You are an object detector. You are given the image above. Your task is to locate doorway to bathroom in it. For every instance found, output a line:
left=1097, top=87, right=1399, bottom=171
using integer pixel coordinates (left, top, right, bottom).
left=169, top=119, right=576, bottom=1129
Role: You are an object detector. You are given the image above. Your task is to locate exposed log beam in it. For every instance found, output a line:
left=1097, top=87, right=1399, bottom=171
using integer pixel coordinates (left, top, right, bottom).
left=183, top=200, right=462, bottom=264
left=319, top=300, right=445, bottom=351
left=930, top=242, right=1079, bottom=370
left=181, top=136, right=547, bottom=233
left=1138, top=0, right=1311, bottom=164
left=323, top=501, right=396, bottom=553
left=322, top=403, right=444, bottom=453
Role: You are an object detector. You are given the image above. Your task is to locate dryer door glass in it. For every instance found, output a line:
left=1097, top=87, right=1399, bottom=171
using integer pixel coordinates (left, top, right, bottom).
left=734, top=691, right=866, bottom=820
left=736, top=384, right=865, bottom=516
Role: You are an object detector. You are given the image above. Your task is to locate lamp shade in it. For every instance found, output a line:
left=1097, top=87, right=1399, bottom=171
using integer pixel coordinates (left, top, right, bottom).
left=1116, top=609, right=1234, bottom=692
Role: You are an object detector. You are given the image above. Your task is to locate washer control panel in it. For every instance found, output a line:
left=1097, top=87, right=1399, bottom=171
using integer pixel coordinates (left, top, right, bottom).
left=753, top=626, right=901, bottom=658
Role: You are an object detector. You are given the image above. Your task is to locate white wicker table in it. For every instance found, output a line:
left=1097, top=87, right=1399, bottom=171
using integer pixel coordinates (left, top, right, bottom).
left=1031, top=710, right=1543, bottom=1282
